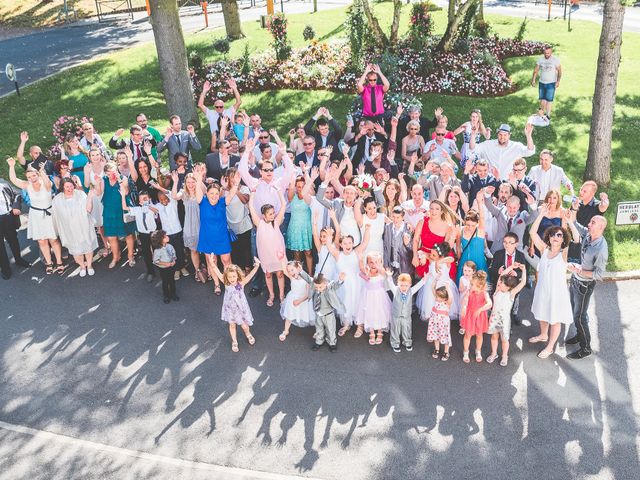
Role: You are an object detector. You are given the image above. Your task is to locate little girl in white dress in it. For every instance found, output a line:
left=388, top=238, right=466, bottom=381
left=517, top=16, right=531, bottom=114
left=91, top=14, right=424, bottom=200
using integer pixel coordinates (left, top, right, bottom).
left=313, top=220, right=338, bottom=281
left=279, top=260, right=315, bottom=341
left=418, top=242, right=460, bottom=323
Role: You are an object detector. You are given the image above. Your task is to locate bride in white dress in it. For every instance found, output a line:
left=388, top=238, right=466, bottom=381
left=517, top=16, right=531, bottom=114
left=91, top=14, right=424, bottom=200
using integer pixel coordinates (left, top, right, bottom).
left=529, top=205, right=578, bottom=358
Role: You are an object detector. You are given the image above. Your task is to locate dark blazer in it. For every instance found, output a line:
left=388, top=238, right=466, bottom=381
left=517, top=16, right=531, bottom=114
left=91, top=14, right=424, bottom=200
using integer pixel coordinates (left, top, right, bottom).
left=0, top=181, right=22, bottom=229
left=295, top=151, right=320, bottom=169
left=512, top=176, right=537, bottom=212
left=348, top=132, right=387, bottom=167
left=156, top=130, right=202, bottom=170
left=108, top=137, right=157, bottom=162
left=488, top=248, right=526, bottom=287
left=461, top=173, right=501, bottom=204
left=383, top=222, right=413, bottom=276
left=204, top=153, right=240, bottom=181
left=304, top=117, right=343, bottom=159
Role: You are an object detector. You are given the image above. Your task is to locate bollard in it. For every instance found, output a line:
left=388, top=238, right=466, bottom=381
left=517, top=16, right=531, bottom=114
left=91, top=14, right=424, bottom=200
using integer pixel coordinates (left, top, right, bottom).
left=202, top=1, right=209, bottom=27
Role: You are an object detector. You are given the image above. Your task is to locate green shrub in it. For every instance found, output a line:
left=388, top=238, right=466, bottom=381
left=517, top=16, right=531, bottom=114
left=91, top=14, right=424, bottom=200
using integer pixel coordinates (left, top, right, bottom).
left=515, top=17, right=528, bottom=42
left=212, top=37, right=230, bottom=57
left=303, top=25, right=315, bottom=41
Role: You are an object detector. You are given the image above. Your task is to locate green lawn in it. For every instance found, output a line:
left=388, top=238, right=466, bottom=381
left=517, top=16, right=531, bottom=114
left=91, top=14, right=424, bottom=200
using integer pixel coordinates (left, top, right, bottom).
left=0, top=3, right=639, bottom=270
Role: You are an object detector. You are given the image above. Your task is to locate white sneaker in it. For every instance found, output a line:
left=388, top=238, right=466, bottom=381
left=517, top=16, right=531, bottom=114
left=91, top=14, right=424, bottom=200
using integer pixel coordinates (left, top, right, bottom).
left=87, top=268, right=95, bottom=276
left=174, top=271, right=181, bottom=281
left=79, top=268, right=87, bottom=278
left=181, top=267, right=189, bottom=277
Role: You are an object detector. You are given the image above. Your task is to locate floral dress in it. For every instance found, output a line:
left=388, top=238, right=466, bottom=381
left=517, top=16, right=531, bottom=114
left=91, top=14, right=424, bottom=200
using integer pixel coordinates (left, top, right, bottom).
left=427, top=300, right=452, bottom=345
left=221, top=284, right=254, bottom=326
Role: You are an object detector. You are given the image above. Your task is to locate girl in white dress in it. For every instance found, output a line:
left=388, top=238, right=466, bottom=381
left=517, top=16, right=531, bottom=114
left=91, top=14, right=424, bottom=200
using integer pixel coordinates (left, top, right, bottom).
left=52, top=179, right=99, bottom=276
left=279, top=260, right=315, bottom=341
left=529, top=205, right=579, bottom=358
left=486, top=264, right=527, bottom=366
left=360, top=196, right=386, bottom=257
left=6, top=157, right=64, bottom=274
left=418, top=242, right=460, bottom=322
left=356, top=251, right=392, bottom=345
left=327, top=222, right=371, bottom=336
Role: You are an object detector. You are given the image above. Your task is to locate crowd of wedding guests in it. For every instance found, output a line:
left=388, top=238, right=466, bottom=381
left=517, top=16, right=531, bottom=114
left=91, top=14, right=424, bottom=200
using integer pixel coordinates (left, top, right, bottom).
left=0, top=62, right=610, bottom=361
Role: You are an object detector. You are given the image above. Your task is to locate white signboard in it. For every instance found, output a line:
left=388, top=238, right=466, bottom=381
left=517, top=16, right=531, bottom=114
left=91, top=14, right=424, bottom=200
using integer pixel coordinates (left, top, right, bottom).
left=615, top=201, right=640, bottom=225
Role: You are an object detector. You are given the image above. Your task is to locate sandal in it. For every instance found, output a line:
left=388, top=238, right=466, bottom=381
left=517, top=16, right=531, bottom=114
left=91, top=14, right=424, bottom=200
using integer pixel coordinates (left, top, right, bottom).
left=266, top=296, right=274, bottom=307
left=475, top=350, right=483, bottom=363
left=486, top=354, right=499, bottom=364
left=100, top=247, right=111, bottom=258
left=368, top=335, right=375, bottom=345
left=463, top=351, right=470, bottom=364
left=45, top=263, right=54, bottom=275
left=195, top=270, right=206, bottom=283
left=538, top=349, right=553, bottom=359
left=529, top=335, right=549, bottom=344
left=354, top=326, right=364, bottom=338
left=214, top=285, right=222, bottom=296
left=55, top=263, right=67, bottom=274
left=128, top=258, right=136, bottom=267
left=375, top=332, right=383, bottom=345
left=247, top=334, right=255, bottom=346
left=231, top=342, right=239, bottom=353
left=108, top=259, right=119, bottom=269
left=338, top=326, right=350, bottom=337
left=432, top=347, right=440, bottom=359
left=279, top=331, right=288, bottom=342
left=441, top=351, right=450, bottom=362
left=500, top=356, right=508, bottom=367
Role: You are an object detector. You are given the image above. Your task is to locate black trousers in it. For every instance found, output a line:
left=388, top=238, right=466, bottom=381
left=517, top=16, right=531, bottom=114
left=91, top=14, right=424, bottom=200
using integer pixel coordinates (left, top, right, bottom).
left=138, top=232, right=155, bottom=275
left=168, top=232, right=185, bottom=270
left=158, top=266, right=176, bottom=299
left=0, top=214, right=23, bottom=275
left=570, top=276, right=596, bottom=351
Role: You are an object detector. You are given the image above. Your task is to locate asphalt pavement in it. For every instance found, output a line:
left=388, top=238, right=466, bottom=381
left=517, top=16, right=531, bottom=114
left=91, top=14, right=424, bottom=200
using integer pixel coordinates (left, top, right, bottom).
left=0, top=235, right=639, bottom=480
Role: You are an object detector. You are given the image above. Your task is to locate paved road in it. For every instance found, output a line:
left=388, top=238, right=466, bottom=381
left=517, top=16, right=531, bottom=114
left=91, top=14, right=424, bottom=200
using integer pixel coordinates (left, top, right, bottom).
left=0, top=235, right=638, bottom=480
left=0, top=0, right=351, bottom=98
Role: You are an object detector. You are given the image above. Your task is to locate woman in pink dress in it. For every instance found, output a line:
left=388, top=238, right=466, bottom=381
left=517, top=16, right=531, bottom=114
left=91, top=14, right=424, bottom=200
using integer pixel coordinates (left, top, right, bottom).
left=248, top=189, right=286, bottom=307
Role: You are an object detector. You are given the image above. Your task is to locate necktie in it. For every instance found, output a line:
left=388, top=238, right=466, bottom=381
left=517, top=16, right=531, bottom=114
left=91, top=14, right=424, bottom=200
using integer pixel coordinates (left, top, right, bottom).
left=142, top=211, right=149, bottom=232
left=175, top=134, right=181, bottom=149
left=506, top=254, right=512, bottom=268
left=370, top=85, right=377, bottom=114
left=322, top=208, right=329, bottom=229
left=135, top=144, right=142, bottom=160
left=507, top=217, right=513, bottom=230
left=400, top=293, right=407, bottom=303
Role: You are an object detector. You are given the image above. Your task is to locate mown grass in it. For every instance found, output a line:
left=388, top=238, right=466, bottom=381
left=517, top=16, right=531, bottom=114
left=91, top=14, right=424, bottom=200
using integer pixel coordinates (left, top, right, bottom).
left=0, top=2, right=638, bottom=270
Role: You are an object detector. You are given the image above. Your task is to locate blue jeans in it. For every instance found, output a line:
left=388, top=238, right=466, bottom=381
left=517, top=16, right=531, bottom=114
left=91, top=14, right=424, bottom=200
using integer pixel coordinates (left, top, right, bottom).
left=570, top=276, right=596, bottom=351
left=538, top=82, right=556, bottom=102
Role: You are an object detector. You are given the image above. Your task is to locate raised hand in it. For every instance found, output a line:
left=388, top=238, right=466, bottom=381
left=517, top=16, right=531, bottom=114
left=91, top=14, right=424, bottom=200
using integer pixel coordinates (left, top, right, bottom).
left=310, top=166, right=320, bottom=181
left=186, top=124, right=195, bottom=135
left=143, top=139, right=152, bottom=155
left=203, top=80, right=212, bottom=93
left=20, top=131, right=29, bottom=143
left=171, top=171, right=179, bottom=184
left=435, top=107, right=443, bottom=117
left=226, top=77, right=237, bottom=90
left=115, top=128, right=126, bottom=138
left=6, top=157, right=16, bottom=168
left=524, top=123, right=534, bottom=136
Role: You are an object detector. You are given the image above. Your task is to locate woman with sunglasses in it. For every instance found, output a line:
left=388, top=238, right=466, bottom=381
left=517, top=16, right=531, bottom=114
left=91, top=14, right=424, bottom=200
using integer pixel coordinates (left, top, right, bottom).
left=529, top=204, right=578, bottom=358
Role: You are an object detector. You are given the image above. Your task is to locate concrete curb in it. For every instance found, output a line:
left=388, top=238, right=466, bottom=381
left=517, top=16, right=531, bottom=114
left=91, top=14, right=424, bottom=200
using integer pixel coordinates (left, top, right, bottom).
left=602, top=270, right=640, bottom=282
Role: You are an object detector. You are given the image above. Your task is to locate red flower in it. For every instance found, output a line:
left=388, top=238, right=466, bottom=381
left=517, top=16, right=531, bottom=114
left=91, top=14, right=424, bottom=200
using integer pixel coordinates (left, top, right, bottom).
left=362, top=182, right=370, bottom=189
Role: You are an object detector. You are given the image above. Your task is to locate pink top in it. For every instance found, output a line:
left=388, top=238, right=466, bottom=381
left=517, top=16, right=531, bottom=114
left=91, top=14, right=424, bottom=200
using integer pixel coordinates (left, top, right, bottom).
left=361, top=84, right=385, bottom=117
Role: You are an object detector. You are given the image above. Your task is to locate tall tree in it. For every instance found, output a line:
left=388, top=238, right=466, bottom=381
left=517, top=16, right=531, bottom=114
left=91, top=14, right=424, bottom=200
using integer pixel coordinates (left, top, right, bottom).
left=221, top=0, right=244, bottom=40
left=149, top=0, right=199, bottom=128
left=585, top=0, right=626, bottom=186
left=360, top=0, right=403, bottom=48
left=437, top=0, right=478, bottom=52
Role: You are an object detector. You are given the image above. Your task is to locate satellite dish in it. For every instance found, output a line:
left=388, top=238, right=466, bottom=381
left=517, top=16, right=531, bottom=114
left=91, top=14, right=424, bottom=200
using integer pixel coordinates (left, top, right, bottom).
left=5, top=63, right=16, bottom=82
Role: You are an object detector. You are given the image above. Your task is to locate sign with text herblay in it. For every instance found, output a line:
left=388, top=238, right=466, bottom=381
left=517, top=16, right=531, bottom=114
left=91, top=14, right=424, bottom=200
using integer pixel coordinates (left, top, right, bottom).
left=615, top=201, right=640, bottom=225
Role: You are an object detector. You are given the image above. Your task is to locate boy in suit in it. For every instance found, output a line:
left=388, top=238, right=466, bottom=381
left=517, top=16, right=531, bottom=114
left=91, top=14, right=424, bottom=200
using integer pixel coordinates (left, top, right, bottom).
left=304, top=271, right=346, bottom=353
left=384, top=271, right=426, bottom=353
left=383, top=207, right=413, bottom=281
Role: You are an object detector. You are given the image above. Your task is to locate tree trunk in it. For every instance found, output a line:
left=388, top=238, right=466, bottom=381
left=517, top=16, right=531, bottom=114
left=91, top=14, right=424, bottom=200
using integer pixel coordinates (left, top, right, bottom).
left=389, top=0, right=403, bottom=47
left=221, top=0, right=244, bottom=40
left=437, top=0, right=477, bottom=52
left=476, top=0, right=484, bottom=23
left=585, top=0, right=625, bottom=186
left=361, top=0, right=388, bottom=47
left=149, top=0, right=199, bottom=128
left=447, top=0, right=456, bottom=28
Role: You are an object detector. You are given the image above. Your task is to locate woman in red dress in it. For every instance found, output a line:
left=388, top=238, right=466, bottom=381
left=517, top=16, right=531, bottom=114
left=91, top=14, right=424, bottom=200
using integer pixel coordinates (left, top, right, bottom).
left=412, top=200, right=458, bottom=280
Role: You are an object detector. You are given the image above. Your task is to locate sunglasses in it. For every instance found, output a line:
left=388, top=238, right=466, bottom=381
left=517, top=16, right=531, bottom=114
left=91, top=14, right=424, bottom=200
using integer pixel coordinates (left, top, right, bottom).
left=261, top=168, right=274, bottom=172
left=436, top=133, right=445, bottom=136
left=214, top=105, right=224, bottom=109
left=303, top=142, right=314, bottom=146
left=259, top=136, right=269, bottom=139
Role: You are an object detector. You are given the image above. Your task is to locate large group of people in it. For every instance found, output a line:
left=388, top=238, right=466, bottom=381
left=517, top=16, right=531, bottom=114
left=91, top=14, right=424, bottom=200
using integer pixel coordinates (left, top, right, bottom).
left=0, top=47, right=611, bottom=362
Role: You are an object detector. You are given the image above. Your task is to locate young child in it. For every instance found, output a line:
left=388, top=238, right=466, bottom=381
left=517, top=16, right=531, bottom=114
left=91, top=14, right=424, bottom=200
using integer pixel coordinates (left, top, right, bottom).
left=248, top=189, right=286, bottom=306
left=303, top=271, right=346, bottom=352
left=151, top=229, right=178, bottom=304
left=279, top=259, right=315, bottom=341
left=458, top=260, right=477, bottom=335
left=384, top=270, right=426, bottom=353
left=486, top=264, right=527, bottom=366
left=356, top=251, right=392, bottom=345
left=418, top=242, right=459, bottom=324
left=383, top=206, right=414, bottom=282
left=155, top=186, right=188, bottom=280
left=460, top=270, right=492, bottom=363
left=327, top=223, right=371, bottom=337
left=122, top=190, right=158, bottom=282
left=426, top=273, right=453, bottom=361
left=211, top=258, right=261, bottom=352
left=312, top=212, right=339, bottom=282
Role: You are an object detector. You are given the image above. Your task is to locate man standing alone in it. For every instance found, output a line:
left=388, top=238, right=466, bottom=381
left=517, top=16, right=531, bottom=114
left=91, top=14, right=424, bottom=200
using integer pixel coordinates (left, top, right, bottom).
left=531, top=45, right=562, bottom=119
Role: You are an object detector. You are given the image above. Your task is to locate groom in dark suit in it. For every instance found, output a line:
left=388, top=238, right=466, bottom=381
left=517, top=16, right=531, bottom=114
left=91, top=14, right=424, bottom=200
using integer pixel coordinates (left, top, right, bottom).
left=488, top=232, right=526, bottom=325
left=156, top=115, right=202, bottom=170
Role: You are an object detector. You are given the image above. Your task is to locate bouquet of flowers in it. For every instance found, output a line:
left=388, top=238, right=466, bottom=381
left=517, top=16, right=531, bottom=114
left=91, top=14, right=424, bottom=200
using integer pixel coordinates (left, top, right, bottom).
left=52, top=115, right=93, bottom=144
left=354, top=173, right=376, bottom=193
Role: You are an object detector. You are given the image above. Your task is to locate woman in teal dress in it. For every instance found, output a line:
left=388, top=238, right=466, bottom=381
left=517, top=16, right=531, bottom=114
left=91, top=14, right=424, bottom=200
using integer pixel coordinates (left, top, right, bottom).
left=286, top=174, right=314, bottom=274
left=64, top=134, right=89, bottom=190
left=99, top=163, right=137, bottom=269
left=456, top=204, right=487, bottom=285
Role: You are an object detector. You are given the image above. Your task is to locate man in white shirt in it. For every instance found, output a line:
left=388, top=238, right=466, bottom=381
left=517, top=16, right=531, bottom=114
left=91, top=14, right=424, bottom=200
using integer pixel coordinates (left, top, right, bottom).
left=528, top=149, right=574, bottom=200
left=197, top=78, right=242, bottom=134
left=469, top=123, right=535, bottom=181
left=252, top=130, right=280, bottom=160
left=401, top=184, right=429, bottom=228
left=531, top=45, right=562, bottom=119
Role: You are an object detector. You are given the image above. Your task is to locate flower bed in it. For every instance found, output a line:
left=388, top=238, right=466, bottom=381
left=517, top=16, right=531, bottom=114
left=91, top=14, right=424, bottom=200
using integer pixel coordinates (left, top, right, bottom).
left=191, top=37, right=545, bottom=101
